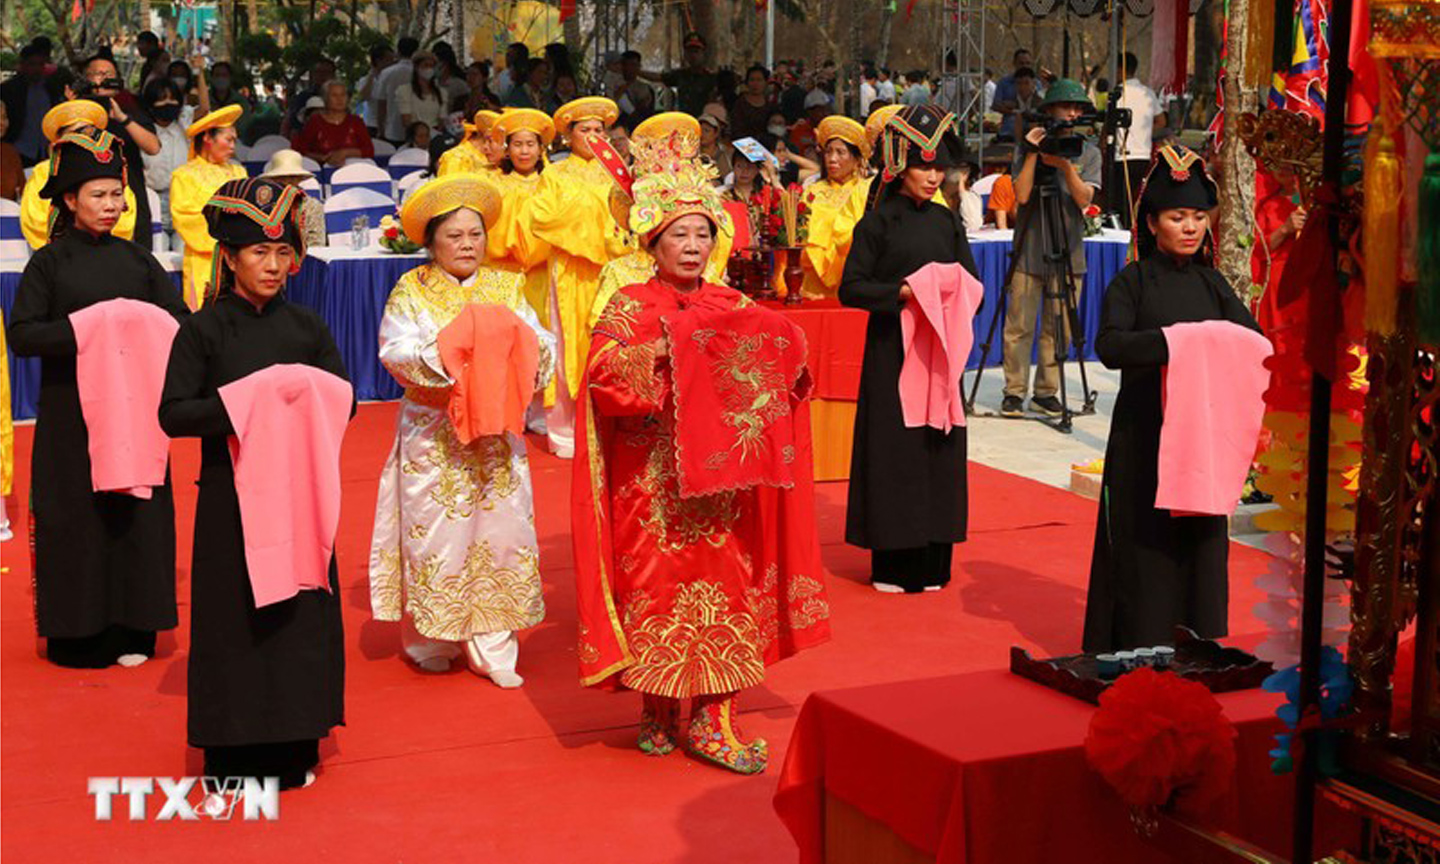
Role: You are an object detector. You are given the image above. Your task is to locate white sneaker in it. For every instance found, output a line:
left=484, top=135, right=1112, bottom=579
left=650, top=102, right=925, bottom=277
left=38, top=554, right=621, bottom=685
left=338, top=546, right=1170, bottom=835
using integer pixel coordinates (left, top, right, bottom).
left=116, top=653, right=149, bottom=667
left=923, top=585, right=944, bottom=593
left=872, top=582, right=905, bottom=594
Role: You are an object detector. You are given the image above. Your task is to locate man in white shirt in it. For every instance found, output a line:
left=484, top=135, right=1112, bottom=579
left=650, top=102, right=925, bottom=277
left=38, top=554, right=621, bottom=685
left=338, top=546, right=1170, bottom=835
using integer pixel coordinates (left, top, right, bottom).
left=876, top=68, right=896, bottom=103
left=859, top=65, right=879, bottom=117
left=356, top=43, right=395, bottom=135
left=1112, top=51, right=1166, bottom=227
left=377, top=36, right=419, bottom=144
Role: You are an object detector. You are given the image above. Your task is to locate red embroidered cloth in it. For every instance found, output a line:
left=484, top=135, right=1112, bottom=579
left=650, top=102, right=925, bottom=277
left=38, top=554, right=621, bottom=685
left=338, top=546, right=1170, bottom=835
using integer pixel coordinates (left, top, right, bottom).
left=665, top=305, right=811, bottom=498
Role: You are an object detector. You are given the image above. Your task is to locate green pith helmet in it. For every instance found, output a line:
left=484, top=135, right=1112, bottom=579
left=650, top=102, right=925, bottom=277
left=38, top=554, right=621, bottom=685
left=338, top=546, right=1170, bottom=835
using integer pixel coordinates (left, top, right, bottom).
left=1040, top=78, right=1092, bottom=109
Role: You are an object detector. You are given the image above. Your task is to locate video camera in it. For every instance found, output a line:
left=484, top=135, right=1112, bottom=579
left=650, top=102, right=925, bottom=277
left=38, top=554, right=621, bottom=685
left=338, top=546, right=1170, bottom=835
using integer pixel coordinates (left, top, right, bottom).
left=74, top=77, right=124, bottom=96
left=1023, top=112, right=1100, bottom=160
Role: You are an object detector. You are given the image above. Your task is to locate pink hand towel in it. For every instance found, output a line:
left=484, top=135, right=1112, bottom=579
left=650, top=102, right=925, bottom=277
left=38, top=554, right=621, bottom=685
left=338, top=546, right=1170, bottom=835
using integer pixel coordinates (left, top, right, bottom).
left=219, top=364, right=353, bottom=608
left=436, top=303, right=539, bottom=443
left=899, top=262, right=985, bottom=433
left=69, top=298, right=180, bottom=499
left=1155, top=320, right=1274, bottom=517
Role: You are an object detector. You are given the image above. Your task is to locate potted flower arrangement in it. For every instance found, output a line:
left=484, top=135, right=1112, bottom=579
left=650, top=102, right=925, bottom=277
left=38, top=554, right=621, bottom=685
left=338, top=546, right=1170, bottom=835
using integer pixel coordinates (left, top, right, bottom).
left=747, top=184, right=810, bottom=303
left=378, top=214, right=421, bottom=254
left=1083, top=203, right=1105, bottom=237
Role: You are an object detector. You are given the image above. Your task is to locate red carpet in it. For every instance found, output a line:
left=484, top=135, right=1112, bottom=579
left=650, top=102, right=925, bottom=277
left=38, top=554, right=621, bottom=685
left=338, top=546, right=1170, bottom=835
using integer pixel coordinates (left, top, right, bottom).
left=0, top=403, right=1276, bottom=862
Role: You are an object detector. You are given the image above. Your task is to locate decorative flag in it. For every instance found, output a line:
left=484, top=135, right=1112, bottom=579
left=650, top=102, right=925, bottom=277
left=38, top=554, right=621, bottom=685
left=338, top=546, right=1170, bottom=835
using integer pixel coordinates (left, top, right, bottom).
left=1269, top=0, right=1330, bottom=122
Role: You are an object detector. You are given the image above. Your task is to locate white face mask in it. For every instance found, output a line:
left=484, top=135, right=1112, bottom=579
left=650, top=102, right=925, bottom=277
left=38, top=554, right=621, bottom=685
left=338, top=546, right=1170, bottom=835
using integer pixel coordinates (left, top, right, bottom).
left=768, top=123, right=787, bottom=137
left=418, top=67, right=436, bottom=81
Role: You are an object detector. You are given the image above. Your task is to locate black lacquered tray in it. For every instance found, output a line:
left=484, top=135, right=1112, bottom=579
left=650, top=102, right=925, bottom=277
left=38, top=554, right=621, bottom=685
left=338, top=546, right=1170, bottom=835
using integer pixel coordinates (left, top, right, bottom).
left=1009, top=627, right=1275, bottom=705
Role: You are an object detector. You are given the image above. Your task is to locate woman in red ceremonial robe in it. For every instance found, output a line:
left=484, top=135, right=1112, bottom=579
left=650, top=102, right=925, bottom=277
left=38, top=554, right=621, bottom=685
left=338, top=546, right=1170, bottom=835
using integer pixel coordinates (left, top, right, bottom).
left=572, top=144, right=830, bottom=775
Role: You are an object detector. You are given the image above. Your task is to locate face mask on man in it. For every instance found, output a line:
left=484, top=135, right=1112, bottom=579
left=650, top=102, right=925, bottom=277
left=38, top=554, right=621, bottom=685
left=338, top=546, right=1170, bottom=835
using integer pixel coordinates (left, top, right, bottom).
left=172, top=76, right=190, bottom=91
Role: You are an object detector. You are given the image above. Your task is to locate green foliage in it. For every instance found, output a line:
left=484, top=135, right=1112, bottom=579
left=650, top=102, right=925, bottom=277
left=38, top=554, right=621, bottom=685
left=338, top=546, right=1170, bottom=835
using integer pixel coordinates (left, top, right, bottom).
left=232, top=8, right=385, bottom=90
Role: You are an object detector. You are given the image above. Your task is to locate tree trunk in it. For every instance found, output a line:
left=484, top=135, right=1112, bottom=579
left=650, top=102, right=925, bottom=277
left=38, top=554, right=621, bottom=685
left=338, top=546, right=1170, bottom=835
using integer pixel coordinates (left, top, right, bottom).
left=1189, top=0, right=1223, bottom=129
left=1214, top=0, right=1259, bottom=298
left=876, top=0, right=893, bottom=67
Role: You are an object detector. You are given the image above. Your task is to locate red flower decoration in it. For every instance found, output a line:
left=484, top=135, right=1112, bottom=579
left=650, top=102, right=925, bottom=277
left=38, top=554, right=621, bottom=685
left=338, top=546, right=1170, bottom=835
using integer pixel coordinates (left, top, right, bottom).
left=1084, top=204, right=1101, bottom=218
left=384, top=226, right=399, bottom=239
left=1084, top=667, right=1237, bottom=816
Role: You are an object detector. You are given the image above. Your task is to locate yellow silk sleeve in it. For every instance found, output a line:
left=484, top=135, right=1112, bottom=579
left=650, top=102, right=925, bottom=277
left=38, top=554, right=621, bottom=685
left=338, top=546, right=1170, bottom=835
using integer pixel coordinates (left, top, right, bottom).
left=528, top=167, right=617, bottom=268
left=170, top=163, right=219, bottom=257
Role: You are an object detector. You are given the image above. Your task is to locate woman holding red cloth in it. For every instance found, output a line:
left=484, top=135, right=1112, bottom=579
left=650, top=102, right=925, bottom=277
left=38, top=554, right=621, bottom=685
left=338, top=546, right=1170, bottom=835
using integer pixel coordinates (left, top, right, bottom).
left=573, top=139, right=830, bottom=775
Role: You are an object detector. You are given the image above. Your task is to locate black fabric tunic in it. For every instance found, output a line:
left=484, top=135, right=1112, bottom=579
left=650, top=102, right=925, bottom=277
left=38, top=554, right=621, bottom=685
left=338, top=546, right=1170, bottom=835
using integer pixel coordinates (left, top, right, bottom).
left=7, top=229, right=185, bottom=643
left=158, top=292, right=349, bottom=748
left=1082, top=255, right=1262, bottom=652
left=839, top=190, right=978, bottom=552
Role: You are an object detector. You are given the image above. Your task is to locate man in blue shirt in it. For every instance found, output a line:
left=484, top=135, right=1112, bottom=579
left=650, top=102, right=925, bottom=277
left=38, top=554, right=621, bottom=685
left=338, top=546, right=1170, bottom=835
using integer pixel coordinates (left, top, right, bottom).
left=1, top=45, right=62, bottom=166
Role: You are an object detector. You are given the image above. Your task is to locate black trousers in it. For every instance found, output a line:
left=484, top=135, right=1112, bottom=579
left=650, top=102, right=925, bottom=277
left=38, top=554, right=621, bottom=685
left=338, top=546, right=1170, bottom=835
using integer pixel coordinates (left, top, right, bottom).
left=872, top=543, right=954, bottom=593
left=203, top=740, right=320, bottom=790
left=46, top=626, right=156, bottom=669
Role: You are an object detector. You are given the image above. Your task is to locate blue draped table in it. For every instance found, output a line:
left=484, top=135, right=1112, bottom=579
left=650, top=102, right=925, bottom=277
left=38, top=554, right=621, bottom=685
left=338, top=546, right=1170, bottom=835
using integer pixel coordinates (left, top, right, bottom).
left=3, top=252, right=183, bottom=422
left=287, top=247, right=425, bottom=403
left=965, top=228, right=1130, bottom=367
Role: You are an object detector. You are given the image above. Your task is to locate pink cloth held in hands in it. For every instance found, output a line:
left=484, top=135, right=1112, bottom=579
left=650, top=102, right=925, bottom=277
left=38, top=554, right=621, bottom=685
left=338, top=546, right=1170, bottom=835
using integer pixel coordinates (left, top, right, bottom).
left=436, top=303, right=539, bottom=443
left=69, top=298, right=180, bottom=499
left=1155, top=320, right=1274, bottom=517
left=898, top=261, right=985, bottom=433
left=219, top=364, right=353, bottom=608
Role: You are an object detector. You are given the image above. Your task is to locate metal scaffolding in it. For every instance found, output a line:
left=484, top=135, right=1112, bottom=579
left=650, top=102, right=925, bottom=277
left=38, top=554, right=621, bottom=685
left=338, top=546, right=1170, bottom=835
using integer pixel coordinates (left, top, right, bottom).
left=938, top=0, right=988, bottom=159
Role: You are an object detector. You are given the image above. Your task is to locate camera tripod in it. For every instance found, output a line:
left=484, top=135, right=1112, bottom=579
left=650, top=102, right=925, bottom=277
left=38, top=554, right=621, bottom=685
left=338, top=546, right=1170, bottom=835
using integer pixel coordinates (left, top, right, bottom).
left=964, top=180, right=1098, bottom=433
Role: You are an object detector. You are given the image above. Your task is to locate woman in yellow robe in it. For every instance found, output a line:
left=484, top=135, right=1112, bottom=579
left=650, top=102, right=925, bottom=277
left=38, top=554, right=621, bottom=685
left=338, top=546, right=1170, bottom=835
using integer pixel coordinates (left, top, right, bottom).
left=831, top=105, right=949, bottom=275
left=20, top=101, right=138, bottom=248
left=521, top=97, right=629, bottom=458
left=436, top=109, right=503, bottom=176
left=485, top=108, right=554, bottom=325
left=797, top=116, right=870, bottom=299
left=169, top=105, right=247, bottom=309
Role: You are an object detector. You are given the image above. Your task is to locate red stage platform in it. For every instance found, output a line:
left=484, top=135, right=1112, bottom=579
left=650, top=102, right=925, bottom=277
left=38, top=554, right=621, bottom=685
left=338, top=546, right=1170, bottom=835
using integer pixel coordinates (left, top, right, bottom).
left=1, top=403, right=1291, bottom=862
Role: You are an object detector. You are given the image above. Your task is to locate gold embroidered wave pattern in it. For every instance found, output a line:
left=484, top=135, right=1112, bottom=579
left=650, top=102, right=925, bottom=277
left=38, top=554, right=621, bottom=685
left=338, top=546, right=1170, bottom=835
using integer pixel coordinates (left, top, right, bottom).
left=407, top=542, right=544, bottom=639
left=619, top=580, right=765, bottom=698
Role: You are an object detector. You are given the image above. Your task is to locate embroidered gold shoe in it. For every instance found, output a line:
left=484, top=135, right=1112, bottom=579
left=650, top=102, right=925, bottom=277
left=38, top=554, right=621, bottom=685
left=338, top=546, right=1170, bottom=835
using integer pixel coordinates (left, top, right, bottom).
left=687, top=693, right=768, bottom=775
left=638, top=694, right=680, bottom=756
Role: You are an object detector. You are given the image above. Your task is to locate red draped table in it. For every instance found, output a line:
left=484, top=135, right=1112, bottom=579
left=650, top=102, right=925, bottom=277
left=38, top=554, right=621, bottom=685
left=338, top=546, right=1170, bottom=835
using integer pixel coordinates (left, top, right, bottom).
left=764, top=299, right=867, bottom=482
left=773, top=668, right=1360, bottom=864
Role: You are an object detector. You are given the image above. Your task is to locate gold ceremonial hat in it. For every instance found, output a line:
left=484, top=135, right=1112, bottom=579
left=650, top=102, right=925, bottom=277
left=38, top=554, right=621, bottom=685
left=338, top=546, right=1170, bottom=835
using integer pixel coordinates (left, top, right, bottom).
left=553, top=97, right=619, bottom=137
left=187, top=104, right=244, bottom=139
left=42, top=100, right=108, bottom=143
left=466, top=108, right=502, bottom=138
left=864, top=104, right=904, bottom=149
left=490, top=108, right=556, bottom=146
left=818, top=115, right=870, bottom=159
left=400, top=174, right=503, bottom=245
left=632, top=112, right=701, bottom=160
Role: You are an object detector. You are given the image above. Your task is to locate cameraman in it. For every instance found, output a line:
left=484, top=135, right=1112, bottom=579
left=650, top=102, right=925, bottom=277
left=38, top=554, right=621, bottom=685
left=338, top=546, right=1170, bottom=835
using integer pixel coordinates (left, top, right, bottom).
left=70, top=54, right=161, bottom=250
left=1000, top=79, right=1100, bottom=418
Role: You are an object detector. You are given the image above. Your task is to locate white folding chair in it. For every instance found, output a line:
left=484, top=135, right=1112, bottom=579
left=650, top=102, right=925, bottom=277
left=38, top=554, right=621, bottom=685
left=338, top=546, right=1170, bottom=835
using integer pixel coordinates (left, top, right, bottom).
left=301, top=156, right=323, bottom=175
left=396, top=170, right=429, bottom=204
left=244, top=136, right=291, bottom=175
left=322, top=188, right=395, bottom=246
left=386, top=147, right=430, bottom=181
left=300, top=177, right=324, bottom=200
left=371, top=139, right=397, bottom=168
left=330, top=162, right=396, bottom=199
left=0, top=197, right=29, bottom=263
left=145, top=187, right=168, bottom=252
left=971, top=173, right=1001, bottom=196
